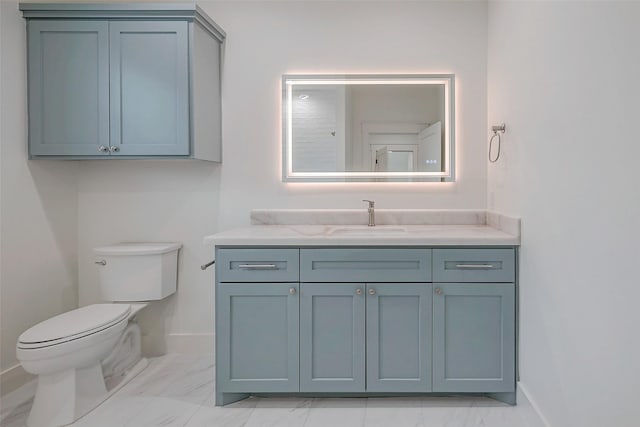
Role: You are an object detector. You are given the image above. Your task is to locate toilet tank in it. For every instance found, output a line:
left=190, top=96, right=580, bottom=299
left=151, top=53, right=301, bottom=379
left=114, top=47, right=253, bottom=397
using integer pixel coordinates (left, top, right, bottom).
left=94, top=243, right=182, bottom=302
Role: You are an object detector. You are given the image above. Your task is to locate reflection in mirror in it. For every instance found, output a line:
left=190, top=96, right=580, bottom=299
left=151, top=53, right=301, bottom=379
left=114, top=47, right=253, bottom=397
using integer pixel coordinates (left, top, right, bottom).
left=283, top=75, right=454, bottom=182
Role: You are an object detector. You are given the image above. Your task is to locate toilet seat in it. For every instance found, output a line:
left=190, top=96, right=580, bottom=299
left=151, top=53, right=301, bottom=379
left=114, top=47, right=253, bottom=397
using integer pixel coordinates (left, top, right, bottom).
left=18, top=304, right=131, bottom=350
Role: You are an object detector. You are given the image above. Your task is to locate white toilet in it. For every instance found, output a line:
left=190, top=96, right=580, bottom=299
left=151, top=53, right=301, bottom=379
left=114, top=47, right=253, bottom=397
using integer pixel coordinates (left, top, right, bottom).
left=16, top=242, right=182, bottom=427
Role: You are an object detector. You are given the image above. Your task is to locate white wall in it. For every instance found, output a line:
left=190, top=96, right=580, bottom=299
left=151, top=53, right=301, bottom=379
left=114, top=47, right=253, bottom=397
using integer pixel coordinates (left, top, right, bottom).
left=209, top=1, right=488, bottom=228
left=0, top=1, right=78, bottom=377
left=77, top=161, right=221, bottom=353
left=487, top=2, right=640, bottom=426
left=77, top=1, right=489, bottom=350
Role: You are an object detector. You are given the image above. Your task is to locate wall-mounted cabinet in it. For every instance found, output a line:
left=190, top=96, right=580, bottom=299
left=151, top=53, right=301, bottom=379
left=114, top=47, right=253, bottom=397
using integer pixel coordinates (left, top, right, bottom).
left=20, top=3, right=225, bottom=160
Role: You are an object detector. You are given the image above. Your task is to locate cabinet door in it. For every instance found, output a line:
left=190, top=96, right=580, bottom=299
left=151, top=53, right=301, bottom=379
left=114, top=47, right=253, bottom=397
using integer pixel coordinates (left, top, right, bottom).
left=366, top=283, right=432, bottom=392
left=109, top=21, right=190, bottom=156
left=300, top=283, right=365, bottom=392
left=27, top=21, right=110, bottom=156
left=217, top=283, right=299, bottom=392
left=433, top=283, right=515, bottom=392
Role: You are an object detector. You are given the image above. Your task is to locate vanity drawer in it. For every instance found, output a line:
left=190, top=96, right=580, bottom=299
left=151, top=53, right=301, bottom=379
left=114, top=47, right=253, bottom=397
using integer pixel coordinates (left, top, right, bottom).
left=216, top=249, right=299, bottom=282
left=300, top=248, right=431, bottom=282
left=433, top=249, right=515, bottom=283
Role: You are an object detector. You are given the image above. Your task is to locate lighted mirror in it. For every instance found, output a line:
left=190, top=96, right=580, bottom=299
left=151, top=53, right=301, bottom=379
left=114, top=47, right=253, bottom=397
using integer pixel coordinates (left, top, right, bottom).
left=282, top=74, right=454, bottom=182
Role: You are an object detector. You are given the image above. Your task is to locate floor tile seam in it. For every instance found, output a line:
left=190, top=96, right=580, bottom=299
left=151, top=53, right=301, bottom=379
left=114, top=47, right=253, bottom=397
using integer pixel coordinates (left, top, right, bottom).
left=183, top=389, right=217, bottom=427
left=118, top=394, right=165, bottom=427
left=298, top=398, right=313, bottom=427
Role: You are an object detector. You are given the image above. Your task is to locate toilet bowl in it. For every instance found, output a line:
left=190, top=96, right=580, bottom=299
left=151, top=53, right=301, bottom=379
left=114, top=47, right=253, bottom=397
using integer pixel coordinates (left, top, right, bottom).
left=16, top=242, right=181, bottom=427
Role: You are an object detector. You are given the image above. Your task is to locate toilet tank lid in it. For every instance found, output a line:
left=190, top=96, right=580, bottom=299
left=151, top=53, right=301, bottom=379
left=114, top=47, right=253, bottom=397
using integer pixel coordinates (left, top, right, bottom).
left=94, top=242, right=182, bottom=256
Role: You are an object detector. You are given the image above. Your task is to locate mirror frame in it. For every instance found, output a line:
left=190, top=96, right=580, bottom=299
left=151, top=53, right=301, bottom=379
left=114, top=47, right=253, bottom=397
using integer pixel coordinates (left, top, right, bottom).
left=282, top=74, right=455, bottom=182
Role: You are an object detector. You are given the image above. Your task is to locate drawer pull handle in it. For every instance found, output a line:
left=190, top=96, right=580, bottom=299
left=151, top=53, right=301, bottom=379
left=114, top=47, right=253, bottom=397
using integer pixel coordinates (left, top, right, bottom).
left=289, top=287, right=297, bottom=295
left=237, top=264, right=278, bottom=270
left=455, top=264, right=495, bottom=269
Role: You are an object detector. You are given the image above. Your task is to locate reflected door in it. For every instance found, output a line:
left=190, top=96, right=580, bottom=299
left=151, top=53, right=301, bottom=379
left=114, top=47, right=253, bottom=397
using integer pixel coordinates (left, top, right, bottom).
left=418, top=121, right=442, bottom=172
left=372, top=145, right=417, bottom=172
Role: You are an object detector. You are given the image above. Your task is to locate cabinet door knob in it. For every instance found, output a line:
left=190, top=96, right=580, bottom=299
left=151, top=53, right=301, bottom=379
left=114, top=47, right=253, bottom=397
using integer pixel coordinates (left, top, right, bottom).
left=355, top=288, right=363, bottom=295
left=289, top=287, right=297, bottom=295
left=109, top=146, right=120, bottom=153
left=435, top=287, right=443, bottom=295
left=368, top=288, right=376, bottom=296
left=98, top=145, right=109, bottom=153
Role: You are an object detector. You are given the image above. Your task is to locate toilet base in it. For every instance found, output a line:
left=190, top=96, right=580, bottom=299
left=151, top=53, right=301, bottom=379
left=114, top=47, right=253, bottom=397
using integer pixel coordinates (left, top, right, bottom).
left=27, top=364, right=105, bottom=427
left=26, top=358, right=148, bottom=427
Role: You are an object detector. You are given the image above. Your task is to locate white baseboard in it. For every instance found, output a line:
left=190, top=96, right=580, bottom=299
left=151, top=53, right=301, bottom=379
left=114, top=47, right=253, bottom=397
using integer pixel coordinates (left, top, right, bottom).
left=165, top=333, right=214, bottom=354
left=0, top=364, right=34, bottom=397
left=517, top=382, right=552, bottom=427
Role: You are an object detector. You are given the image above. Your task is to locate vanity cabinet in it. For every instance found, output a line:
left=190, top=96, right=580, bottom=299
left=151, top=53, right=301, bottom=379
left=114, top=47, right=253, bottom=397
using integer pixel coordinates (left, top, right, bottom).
left=365, top=283, right=432, bottom=392
left=215, top=246, right=517, bottom=406
left=217, top=283, right=299, bottom=393
left=20, top=3, right=225, bottom=160
left=299, top=282, right=432, bottom=393
left=431, top=248, right=516, bottom=393
left=432, top=283, right=515, bottom=392
left=300, top=283, right=365, bottom=392
left=216, top=249, right=300, bottom=394
left=299, top=249, right=433, bottom=393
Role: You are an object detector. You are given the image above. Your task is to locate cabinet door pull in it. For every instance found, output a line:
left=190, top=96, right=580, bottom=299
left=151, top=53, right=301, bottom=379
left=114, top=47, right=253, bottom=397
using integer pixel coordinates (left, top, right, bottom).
left=368, top=288, right=376, bottom=296
left=355, top=288, right=363, bottom=295
left=435, top=287, right=443, bottom=295
left=455, top=264, right=494, bottom=269
left=289, top=287, right=297, bottom=295
left=237, top=264, right=278, bottom=270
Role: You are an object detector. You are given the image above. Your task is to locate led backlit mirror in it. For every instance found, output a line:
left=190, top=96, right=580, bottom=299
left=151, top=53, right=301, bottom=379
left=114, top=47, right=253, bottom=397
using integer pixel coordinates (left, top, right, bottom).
left=282, top=74, right=455, bottom=182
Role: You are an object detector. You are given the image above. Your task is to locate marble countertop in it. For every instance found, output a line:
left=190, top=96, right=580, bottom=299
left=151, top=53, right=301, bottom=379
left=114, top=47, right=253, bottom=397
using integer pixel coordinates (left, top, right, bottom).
left=204, top=210, right=520, bottom=247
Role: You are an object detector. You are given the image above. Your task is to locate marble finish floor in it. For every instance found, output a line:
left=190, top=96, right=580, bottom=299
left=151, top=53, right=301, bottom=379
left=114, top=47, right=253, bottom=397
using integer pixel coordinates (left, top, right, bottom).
left=1, top=354, right=544, bottom=427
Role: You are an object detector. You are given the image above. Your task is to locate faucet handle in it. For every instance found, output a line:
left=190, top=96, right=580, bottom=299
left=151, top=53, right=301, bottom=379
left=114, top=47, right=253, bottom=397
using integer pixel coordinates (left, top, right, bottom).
left=362, top=199, right=375, bottom=208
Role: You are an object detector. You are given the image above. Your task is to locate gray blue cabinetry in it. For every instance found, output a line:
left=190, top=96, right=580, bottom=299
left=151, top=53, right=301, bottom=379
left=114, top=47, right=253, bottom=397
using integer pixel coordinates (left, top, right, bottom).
left=21, top=3, right=225, bottom=160
left=27, top=20, right=110, bottom=156
left=300, top=283, right=365, bottom=392
left=433, top=248, right=515, bottom=283
left=216, top=248, right=301, bottom=405
left=300, top=248, right=431, bottom=282
left=432, top=283, right=515, bottom=393
left=366, top=283, right=432, bottom=392
left=217, top=283, right=299, bottom=393
left=215, top=246, right=517, bottom=405
left=216, top=248, right=299, bottom=282
left=108, top=21, right=190, bottom=156
left=431, top=248, right=516, bottom=398
left=300, top=282, right=433, bottom=394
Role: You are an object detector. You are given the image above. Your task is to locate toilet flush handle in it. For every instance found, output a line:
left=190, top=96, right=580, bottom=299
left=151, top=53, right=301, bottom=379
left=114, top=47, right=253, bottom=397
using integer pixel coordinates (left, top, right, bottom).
left=95, top=259, right=107, bottom=266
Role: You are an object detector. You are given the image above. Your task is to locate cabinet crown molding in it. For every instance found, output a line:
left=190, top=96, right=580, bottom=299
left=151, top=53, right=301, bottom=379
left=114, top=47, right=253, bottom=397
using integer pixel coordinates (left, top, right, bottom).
left=19, top=2, right=226, bottom=41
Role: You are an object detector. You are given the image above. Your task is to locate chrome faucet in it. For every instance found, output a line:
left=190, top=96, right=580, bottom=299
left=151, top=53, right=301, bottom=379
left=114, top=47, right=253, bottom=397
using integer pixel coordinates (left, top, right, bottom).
left=362, top=200, right=375, bottom=227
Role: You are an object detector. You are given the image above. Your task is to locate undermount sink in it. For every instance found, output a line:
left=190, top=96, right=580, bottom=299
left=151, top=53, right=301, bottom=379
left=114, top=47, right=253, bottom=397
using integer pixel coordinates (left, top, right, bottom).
left=328, top=226, right=408, bottom=235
